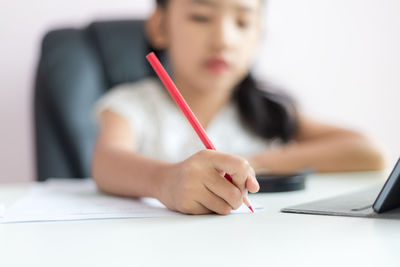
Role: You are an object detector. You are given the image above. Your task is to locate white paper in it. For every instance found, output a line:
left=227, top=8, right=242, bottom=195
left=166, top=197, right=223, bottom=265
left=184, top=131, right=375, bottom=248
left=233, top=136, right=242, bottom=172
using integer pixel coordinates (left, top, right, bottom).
left=0, top=203, right=5, bottom=218
left=1, top=179, right=262, bottom=223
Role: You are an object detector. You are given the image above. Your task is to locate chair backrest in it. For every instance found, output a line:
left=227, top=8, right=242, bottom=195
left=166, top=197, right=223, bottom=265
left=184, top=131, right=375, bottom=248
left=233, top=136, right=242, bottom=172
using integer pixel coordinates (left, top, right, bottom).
left=34, top=19, right=166, bottom=181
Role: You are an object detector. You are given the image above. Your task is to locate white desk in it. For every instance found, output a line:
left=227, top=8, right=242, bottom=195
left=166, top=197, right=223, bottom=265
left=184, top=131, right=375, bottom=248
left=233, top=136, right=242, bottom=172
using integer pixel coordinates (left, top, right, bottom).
left=0, top=172, right=398, bottom=267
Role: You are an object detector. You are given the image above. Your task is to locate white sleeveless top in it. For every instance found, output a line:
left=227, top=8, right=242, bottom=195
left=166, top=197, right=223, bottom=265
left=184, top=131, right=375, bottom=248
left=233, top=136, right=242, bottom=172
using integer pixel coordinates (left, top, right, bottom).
left=94, top=78, right=275, bottom=162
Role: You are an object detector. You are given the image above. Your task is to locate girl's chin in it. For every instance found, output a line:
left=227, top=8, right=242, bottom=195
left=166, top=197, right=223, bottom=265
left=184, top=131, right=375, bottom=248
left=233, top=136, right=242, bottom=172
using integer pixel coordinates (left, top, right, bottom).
left=183, top=69, right=239, bottom=92
left=193, top=78, right=235, bottom=94
left=200, top=69, right=234, bottom=82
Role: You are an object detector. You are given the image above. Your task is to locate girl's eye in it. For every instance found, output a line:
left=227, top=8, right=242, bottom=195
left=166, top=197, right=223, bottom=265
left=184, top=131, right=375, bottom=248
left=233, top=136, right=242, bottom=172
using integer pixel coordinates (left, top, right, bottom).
left=189, top=14, right=211, bottom=23
left=237, top=19, right=250, bottom=29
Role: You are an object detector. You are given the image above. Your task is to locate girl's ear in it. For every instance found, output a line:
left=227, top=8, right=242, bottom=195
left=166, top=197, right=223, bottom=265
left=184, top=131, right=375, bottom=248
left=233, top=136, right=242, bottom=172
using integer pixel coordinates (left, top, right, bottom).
left=146, top=6, right=169, bottom=50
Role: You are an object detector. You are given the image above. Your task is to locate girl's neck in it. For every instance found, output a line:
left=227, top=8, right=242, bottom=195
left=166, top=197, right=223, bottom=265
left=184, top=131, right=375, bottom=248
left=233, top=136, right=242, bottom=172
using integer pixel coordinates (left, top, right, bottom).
left=174, top=78, right=232, bottom=129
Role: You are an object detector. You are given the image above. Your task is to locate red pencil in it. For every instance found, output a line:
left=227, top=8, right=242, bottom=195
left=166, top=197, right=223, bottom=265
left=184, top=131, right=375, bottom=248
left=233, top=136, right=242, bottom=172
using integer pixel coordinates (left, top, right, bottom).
left=146, top=52, right=254, bottom=213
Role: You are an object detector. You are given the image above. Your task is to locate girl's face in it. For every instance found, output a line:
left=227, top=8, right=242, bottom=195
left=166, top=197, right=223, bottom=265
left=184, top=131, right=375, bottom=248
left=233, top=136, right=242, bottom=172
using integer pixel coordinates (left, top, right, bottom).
left=154, top=0, right=262, bottom=94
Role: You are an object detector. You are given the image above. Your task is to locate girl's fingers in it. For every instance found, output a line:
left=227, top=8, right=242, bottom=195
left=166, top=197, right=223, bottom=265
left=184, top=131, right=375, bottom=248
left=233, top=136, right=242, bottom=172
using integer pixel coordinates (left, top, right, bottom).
left=190, top=202, right=212, bottom=215
left=204, top=173, right=243, bottom=210
left=208, top=151, right=253, bottom=191
left=249, top=166, right=256, bottom=178
left=178, top=201, right=210, bottom=215
left=246, top=166, right=259, bottom=193
left=246, top=177, right=260, bottom=194
left=199, top=185, right=233, bottom=215
left=246, top=178, right=260, bottom=193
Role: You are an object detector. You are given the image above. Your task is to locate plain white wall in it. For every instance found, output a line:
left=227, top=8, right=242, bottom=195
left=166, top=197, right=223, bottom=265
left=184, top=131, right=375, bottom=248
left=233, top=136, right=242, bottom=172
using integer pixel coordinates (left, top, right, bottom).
left=258, top=0, right=400, bottom=165
left=0, top=0, right=399, bottom=183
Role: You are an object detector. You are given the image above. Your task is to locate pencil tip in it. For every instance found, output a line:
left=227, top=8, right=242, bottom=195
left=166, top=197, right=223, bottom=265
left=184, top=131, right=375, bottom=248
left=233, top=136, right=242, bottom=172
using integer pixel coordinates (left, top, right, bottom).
left=249, top=206, right=254, bottom=213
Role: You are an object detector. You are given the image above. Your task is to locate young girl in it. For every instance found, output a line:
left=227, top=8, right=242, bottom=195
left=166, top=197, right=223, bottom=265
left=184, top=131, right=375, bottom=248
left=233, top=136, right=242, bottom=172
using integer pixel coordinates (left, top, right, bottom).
left=92, top=0, right=385, bottom=215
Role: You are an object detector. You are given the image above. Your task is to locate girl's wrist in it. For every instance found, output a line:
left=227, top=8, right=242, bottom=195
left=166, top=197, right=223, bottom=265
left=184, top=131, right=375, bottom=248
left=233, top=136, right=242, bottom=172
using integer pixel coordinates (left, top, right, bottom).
left=150, top=161, right=179, bottom=200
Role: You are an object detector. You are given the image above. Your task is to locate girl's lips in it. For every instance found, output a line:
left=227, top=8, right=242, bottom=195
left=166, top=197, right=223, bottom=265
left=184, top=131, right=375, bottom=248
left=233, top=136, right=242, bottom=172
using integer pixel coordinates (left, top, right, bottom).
left=205, top=57, right=230, bottom=74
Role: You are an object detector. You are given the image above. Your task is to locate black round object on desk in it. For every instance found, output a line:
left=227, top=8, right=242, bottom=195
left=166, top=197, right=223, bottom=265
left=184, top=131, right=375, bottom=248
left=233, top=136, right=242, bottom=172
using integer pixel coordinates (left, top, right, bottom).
left=256, top=169, right=311, bottom=193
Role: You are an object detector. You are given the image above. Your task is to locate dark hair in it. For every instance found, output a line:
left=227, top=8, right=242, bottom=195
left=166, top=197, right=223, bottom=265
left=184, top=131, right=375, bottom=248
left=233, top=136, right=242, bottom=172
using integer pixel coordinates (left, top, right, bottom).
left=156, top=0, right=167, bottom=7
left=233, top=75, right=298, bottom=142
left=154, top=0, right=299, bottom=143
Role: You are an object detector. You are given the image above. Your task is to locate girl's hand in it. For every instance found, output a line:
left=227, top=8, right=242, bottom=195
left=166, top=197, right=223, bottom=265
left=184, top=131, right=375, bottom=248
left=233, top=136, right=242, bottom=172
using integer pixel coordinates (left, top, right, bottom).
left=156, top=150, right=260, bottom=215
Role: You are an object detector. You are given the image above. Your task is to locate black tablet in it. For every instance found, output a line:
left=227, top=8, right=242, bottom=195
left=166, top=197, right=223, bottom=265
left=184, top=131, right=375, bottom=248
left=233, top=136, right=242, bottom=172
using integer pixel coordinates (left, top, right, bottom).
left=373, top=158, right=400, bottom=213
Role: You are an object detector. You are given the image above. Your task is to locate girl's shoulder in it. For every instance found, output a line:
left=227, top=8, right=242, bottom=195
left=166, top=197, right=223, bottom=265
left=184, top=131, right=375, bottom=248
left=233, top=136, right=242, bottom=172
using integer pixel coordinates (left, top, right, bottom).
left=104, top=77, right=162, bottom=101
left=95, top=77, right=166, bottom=112
left=93, top=77, right=165, bottom=124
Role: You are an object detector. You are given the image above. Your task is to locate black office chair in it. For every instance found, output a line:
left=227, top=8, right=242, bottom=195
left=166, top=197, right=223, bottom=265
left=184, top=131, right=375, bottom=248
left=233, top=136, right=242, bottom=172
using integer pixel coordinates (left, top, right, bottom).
left=34, top=19, right=166, bottom=181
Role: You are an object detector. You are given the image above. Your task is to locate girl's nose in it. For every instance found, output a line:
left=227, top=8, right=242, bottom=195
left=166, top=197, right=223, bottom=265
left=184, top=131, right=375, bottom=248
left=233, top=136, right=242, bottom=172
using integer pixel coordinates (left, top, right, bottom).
left=210, top=17, right=237, bottom=52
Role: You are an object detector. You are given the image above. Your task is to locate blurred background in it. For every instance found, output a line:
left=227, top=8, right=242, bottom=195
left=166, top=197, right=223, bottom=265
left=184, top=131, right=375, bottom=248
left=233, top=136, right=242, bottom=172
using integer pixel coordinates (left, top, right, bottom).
left=0, top=0, right=399, bottom=183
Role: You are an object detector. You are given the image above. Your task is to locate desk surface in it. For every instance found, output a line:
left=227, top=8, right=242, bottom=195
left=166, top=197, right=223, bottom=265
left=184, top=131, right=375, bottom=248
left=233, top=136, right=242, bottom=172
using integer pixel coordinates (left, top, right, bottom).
left=0, top=172, right=398, bottom=267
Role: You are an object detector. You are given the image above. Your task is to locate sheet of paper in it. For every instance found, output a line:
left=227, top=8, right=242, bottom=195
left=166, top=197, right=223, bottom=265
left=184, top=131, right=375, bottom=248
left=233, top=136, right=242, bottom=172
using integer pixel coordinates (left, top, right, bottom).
left=1, top=179, right=262, bottom=223
left=0, top=203, right=5, bottom=218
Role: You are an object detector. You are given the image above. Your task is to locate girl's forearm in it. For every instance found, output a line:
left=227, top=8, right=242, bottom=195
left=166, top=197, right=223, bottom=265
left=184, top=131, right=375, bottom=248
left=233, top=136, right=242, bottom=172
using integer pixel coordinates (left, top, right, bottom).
left=249, top=135, right=386, bottom=173
left=92, top=147, right=175, bottom=199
